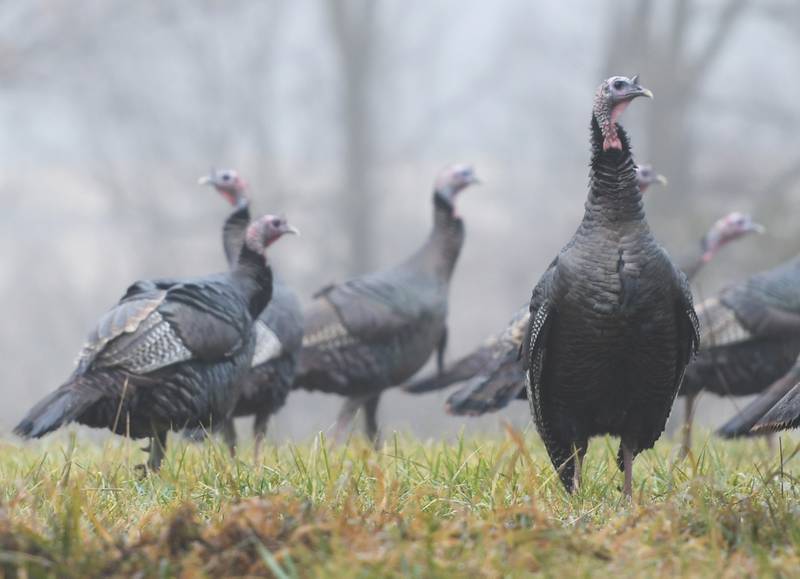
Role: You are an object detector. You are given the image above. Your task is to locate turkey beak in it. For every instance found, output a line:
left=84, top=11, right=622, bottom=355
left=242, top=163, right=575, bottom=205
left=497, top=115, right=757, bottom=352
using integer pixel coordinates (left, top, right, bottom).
left=283, top=224, right=300, bottom=237
left=625, top=75, right=653, bottom=100
left=749, top=222, right=766, bottom=234
left=655, top=174, right=668, bottom=186
left=633, top=85, right=653, bottom=99
left=198, top=175, right=212, bottom=186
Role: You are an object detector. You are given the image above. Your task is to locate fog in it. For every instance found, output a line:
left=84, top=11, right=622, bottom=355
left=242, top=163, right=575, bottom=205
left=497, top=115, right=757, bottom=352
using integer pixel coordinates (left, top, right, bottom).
left=2, top=0, right=799, bottom=443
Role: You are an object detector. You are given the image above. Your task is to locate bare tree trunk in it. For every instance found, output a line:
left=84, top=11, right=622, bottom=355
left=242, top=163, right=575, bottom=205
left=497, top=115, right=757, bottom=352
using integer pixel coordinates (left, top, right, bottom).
left=603, top=0, right=747, bottom=222
left=327, top=0, right=377, bottom=275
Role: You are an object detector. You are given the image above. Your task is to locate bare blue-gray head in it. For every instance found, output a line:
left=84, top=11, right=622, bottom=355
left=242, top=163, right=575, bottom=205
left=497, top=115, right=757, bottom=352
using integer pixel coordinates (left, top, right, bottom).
left=635, top=164, right=668, bottom=193
left=245, top=214, right=299, bottom=257
left=433, top=164, right=480, bottom=213
left=198, top=168, right=248, bottom=208
left=593, top=75, right=653, bottom=151
left=701, top=212, right=764, bottom=261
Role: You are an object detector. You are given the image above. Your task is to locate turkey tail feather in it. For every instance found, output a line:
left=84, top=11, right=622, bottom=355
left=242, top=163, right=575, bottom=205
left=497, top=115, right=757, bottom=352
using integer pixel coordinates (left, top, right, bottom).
left=717, top=363, right=800, bottom=438
left=446, top=359, right=525, bottom=416
left=403, top=350, right=491, bottom=394
left=14, top=380, right=102, bottom=439
left=403, top=373, right=459, bottom=394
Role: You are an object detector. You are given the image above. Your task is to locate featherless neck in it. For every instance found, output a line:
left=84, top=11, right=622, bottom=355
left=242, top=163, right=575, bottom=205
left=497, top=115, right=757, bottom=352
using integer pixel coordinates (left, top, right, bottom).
left=583, top=116, right=643, bottom=224
left=234, top=245, right=274, bottom=317
left=223, top=202, right=252, bottom=267
left=234, top=195, right=250, bottom=211
left=413, top=195, right=465, bottom=280
left=224, top=204, right=251, bottom=236
left=680, top=255, right=705, bottom=282
left=680, top=235, right=718, bottom=282
left=231, top=201, right=250, bottom=221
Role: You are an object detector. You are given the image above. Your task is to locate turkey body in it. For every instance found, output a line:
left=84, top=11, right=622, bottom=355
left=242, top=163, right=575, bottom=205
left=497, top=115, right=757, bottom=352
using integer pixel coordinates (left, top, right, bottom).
left=299, top=268, right=451, bottom=397
left=686, top=335, right=800, bottom=399
left=534, top=228, right=686, bottom=454
left=71, top=306, right=253, bottom=440
left=686, top=256, right=800, bottom=438
left=294, top=195, right=464, bottom=440
left=524, top=118, right=697, bottom=492
left=684, top=256, right=800, bottom=398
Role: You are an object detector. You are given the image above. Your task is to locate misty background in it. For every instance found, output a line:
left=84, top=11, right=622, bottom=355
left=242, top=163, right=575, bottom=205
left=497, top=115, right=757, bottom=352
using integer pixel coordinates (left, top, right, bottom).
left=2, top=0, right=800, bottom=443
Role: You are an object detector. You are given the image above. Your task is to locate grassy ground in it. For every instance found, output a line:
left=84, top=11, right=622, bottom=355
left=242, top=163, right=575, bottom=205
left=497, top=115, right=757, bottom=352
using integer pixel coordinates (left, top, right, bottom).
left=1, top=427, right=799, bottom=578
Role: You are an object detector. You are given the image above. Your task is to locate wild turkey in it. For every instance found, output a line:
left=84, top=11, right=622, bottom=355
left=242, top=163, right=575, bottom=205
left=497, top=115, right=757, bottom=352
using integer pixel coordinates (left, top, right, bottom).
left=14, top=215, right=298, bottom=470
left=679, top=255, right=800, bottom=445
left=195, top=169, right=303, bottom=456
left=522, top=75, right=699, bottom=496
left=292, top=164, right=479, bottom=444
left=403, top=164, right=668, bottom=399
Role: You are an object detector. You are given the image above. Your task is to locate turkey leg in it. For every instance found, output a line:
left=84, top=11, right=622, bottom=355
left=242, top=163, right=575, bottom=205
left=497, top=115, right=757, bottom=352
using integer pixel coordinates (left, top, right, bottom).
left=363, top=393, right=382, bottom=449
left=436, top=328, right=448, bottom=376
left=220, top=419, right=237, bottom=457
left=333, top=396, right=365, bottom=442
left=147, top=430, right=168, bottom=472
left=253, top=411, right=269, bottom=461
left=572, top=444, right=587, bottom=492
left=679, top=392, right=697, bottom=458
left=622, top=443, right=634, bottom=499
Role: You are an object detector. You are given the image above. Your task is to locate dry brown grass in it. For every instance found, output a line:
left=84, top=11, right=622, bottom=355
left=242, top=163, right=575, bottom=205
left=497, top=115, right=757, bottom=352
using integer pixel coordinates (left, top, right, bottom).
left=1, top=428, right=799, bottom=577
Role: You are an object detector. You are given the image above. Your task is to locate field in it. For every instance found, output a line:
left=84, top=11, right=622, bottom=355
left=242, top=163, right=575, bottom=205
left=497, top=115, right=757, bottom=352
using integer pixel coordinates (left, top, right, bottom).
left=1, top=427, right=799, bottom=578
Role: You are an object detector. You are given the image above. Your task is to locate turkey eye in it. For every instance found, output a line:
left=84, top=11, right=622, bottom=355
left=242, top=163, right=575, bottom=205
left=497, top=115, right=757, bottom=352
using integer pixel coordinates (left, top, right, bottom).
left=221, top=174, right=231, bottom=181
left=613, top=80, right=625, bottom=90
left=271, top=218, right=281, bottom=227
